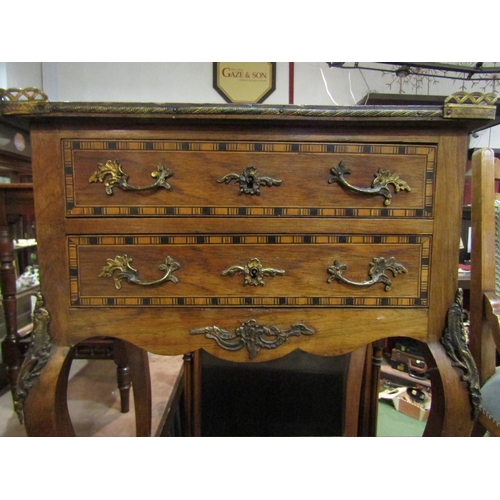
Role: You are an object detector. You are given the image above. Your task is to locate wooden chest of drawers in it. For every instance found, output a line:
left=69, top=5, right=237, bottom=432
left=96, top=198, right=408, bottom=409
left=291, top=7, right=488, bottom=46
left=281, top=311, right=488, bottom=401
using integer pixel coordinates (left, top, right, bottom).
left=2, top=94, right=497, bottom=436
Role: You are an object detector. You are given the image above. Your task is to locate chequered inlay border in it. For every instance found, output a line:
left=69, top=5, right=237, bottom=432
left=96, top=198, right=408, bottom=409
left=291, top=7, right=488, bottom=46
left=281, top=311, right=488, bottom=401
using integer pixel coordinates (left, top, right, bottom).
left=63, top=140, right=436, bottom=218
left=68, top=235, right=430, bottom=308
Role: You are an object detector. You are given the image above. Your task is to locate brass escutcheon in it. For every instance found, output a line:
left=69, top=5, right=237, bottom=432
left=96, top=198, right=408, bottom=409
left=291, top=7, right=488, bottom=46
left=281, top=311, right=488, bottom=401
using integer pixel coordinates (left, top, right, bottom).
left=221, top=257, right=285, bottom=286
left=217, top=165, right=282, bottom=195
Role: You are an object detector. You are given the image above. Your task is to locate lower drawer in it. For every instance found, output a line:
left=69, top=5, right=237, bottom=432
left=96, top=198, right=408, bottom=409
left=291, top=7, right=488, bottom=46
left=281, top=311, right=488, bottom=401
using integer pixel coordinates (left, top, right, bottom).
left=68, top=234, right=430, bottom=308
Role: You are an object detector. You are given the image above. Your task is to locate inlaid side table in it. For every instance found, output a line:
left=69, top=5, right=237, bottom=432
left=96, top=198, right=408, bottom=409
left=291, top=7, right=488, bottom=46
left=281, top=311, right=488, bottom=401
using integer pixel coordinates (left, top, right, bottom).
left=1, top=89, right=497, bottom=436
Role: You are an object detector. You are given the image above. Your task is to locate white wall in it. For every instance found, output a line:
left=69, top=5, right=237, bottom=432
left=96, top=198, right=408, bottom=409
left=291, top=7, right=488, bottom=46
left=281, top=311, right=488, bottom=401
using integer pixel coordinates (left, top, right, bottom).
left=2, top=62, right=42, bottom=90
left=2, top=61, right=495, bottom=105
left=293, top=62, right=467, bottom=106
left=38, top=62, right=290, bottom=104
left=2, top=61, right=500, bottom=146
left=0, top=63, right=6, bottom=89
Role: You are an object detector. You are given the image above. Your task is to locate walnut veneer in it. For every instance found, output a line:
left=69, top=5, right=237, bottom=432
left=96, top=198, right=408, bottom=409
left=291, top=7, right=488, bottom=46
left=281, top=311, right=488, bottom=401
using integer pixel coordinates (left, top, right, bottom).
left=1, top=98, right=496, bottom=436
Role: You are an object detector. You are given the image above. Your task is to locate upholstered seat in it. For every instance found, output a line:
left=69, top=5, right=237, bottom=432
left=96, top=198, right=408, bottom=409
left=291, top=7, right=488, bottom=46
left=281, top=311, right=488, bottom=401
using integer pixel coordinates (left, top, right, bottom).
left=480, top=367, right=500, bottom=428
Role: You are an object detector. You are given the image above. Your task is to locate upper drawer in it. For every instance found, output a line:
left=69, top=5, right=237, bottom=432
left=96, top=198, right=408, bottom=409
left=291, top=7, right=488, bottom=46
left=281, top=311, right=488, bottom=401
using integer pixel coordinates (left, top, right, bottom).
left=63, top=140, right=435, bottom=218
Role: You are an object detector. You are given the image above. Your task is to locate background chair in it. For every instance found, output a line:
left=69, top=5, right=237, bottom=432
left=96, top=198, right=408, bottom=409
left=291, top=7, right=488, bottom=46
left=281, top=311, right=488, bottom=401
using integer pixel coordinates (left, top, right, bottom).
left=470, top=147, right=500, bottom=436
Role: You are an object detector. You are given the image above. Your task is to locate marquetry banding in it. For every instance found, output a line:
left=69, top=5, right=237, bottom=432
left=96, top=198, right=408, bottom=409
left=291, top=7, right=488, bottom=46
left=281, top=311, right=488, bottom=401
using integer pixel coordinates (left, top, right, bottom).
left=68, top=235, right=430, bottom=308
left=63, top=140, right=436, bottom=218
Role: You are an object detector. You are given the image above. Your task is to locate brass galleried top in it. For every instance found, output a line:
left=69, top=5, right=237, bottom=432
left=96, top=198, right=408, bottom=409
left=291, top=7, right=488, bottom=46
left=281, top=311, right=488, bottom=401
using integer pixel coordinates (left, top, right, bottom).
left=0, top=87, right=498, bottom=126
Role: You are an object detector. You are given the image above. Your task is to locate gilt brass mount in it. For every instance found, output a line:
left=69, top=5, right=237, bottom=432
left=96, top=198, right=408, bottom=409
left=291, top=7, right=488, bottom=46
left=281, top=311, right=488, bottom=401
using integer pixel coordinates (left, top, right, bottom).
left=444, top=92, right=497, bottom=120
left=329, top=161, right=411, bottom=206
left=98, top=254, right=180, bottom=289
left=0, top=87, right=48, bottom=102
left=217, top=166, right=282, bottom=195
left=221, top=257, right=285, bottom=286
left=14, top=293, right=53, bottom=424
left=327, top=256, right=407, bottom=291
left=441, top=289, right=481, bottom=417
left=89, top=159, right=173, bottom=195
left=190, top=319, right=314, bottom=359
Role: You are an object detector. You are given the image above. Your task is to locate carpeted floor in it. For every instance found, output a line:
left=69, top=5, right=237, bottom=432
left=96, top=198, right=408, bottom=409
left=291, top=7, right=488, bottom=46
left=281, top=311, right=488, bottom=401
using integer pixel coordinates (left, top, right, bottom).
left=376, top=401, right=426, bottom=436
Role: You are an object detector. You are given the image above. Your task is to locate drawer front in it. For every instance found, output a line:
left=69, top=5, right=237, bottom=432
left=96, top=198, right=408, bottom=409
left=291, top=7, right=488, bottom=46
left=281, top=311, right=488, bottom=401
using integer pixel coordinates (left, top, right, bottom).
left=63, top=140, right=435, bottom=218
left=68, top=234, right=430, bottom=308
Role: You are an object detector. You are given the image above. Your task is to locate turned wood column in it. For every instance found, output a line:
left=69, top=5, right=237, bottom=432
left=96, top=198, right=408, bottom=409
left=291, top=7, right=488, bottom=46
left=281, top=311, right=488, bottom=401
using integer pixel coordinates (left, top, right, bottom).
left=0, top=191, right=21, bottom=403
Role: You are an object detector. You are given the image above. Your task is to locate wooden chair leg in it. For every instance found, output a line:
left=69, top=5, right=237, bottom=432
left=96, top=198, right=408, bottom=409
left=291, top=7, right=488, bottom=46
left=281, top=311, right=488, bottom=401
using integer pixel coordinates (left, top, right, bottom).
left=113, top=342, right=131, bottom=414
left=192, top=350, right=202, bottom=437
left=182, top=351, right=202, bottom=437
left=182, top=353, right=194, bottom=437
left=352, top=341, right=383, bottom=437
left=367, top=341, right=384, bottom=437
left=120, top=341, right=152, bottom=437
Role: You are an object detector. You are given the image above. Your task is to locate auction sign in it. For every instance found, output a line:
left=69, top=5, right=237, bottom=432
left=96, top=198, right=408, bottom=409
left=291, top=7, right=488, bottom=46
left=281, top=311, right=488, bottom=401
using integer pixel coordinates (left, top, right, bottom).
left=213, top=62, right=276, bottom=103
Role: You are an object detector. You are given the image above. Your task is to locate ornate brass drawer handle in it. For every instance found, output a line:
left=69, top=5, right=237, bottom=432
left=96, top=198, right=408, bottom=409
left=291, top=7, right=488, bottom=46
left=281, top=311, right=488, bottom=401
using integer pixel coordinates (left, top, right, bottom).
left=221, top=257, right=285, bottom=286
left=217, top=165, right=282, bottom=195
left=190, top=319, right=314, bottom=359
left=89, top=159, right=173, bottom=195
left=98, top=254, right=180, bottom=289
left=328, top=160, right=411, bottom=206
left=327, top=256, right=407, bottom=291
